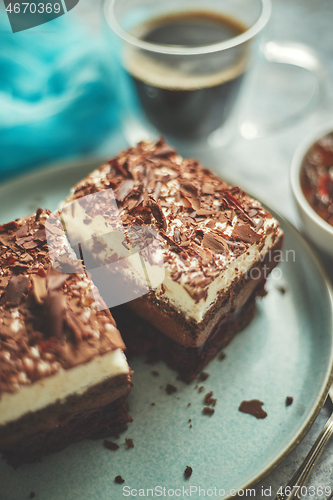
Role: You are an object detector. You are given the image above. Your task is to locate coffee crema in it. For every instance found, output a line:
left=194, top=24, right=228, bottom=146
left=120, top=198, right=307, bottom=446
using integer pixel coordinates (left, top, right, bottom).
left=125, top=11, right=249, bottom=140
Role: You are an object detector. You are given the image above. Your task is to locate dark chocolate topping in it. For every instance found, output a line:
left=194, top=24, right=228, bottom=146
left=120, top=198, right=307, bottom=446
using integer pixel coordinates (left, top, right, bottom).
left=67, top=139, right=280, bottom=303
left=0, top=210, right=126, bottom=396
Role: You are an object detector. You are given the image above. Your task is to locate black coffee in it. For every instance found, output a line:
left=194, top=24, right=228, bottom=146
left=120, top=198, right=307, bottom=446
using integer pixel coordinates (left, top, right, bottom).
left=125, top=11, right=248, bottom=140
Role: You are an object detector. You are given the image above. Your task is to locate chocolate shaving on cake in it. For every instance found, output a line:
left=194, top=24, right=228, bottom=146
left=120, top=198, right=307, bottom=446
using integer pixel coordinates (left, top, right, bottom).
left=14, top=224, right=30, bottom=239
left=35, top=208, right=43, bottom=221
left=4, top=276, right=30, bottom=306
left=116, top=180, right=134, bottom=202
left=255, top=218, right=264, bottom=232
left=30, top=275, right=48, bottom=304
left=223, top=191, right=257, bottom=227
left=179, top=182, right=201, bottom=211
left=286, top=396, right=293, bottom=407
left=231, top=223, right=262, bottom=244
left=202, top=233, right=228, bottom=254
left=0, top=221, right=19, bottom=232
left=146, top=197, right=167, bottom=230
left=108, top=158, right=132, bottom=179
left=150, top=144, right=176, bottom=158
left=173, top=227, right=181, bottom=244
left=202, top=182, right=214, bottom=195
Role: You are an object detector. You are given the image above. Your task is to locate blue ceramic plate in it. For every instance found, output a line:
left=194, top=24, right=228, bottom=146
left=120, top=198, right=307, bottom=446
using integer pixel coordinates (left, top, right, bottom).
left=0, top=161, right=333, bottom=500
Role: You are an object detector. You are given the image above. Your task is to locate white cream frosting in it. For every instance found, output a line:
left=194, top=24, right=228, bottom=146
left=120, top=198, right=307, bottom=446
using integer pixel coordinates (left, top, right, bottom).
left=0, top=349, right=129, bottom=426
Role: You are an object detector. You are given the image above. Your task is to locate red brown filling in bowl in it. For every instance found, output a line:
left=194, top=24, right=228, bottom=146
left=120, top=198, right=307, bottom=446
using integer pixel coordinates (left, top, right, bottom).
left=301, top=132, right=333, bottom=227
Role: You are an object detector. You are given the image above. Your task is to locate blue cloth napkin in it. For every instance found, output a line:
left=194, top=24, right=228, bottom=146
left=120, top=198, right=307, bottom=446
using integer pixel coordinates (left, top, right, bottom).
left=0, top=10, right=122, bottom=181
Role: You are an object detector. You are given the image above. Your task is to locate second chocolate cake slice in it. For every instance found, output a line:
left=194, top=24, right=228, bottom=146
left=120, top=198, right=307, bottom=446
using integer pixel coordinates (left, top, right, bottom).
left=0, top=210, right=132, bottom=467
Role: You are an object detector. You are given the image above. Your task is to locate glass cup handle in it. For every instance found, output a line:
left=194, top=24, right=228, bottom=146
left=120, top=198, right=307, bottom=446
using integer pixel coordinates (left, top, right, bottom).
left=240, top=40, right=327, bottom=139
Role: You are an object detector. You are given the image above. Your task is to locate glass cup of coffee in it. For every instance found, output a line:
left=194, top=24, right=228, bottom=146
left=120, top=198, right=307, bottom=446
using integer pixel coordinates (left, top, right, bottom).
left=104, top=0, right=325, bottom=150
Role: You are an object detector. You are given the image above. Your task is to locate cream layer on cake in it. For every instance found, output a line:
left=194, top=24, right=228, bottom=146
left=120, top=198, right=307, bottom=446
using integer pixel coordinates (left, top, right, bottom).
left=0, top=349, right=129, bottom=426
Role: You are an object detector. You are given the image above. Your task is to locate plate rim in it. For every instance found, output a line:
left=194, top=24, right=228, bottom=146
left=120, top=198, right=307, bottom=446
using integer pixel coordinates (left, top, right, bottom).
left=0, top=159, right=333, bottom=499
left=232, top=205, right=333, bottom=497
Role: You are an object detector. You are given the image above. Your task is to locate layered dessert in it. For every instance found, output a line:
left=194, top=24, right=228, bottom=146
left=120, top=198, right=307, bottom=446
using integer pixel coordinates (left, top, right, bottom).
left=62, top=139, right=283, bottom=381
left=0, top=210, right=132, bottom=467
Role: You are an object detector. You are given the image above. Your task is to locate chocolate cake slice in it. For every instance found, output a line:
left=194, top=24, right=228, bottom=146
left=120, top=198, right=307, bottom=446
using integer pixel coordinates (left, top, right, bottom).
left=0, top=210, right=132, bottom=467
left=62, top=139, right=283, bottom=381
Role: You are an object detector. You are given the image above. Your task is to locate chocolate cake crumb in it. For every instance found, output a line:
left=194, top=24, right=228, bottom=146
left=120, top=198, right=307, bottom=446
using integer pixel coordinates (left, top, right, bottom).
left=166, top=384, right=178, bottom=395
left=239, top=400, right=267, bottom=419
left=187, top=403, right=191, bottom=408
left=198, top=372, right=209, bottom=382
left=184, top=466, right=193, bottom=479
left=202, top=407, right=215, bottom=416
left=115, top=475, right=125, bottom=484
left=103, top=440, right=119, bottom=451
left=277, top=286, right=286, bottom=295
left=151, top=370, right=159, bottom=377
left=189, top=424, right=192, bottom=428
left=125, top=438, right=134, bottom=449
left=198, top=386, right=205, bottom=393
left=188, top=419, right=191, bottom=423
left=29, top=493, right=36, bottom=499
left=286, top=396, right=293, bottom=407
left=218, top=352, right=226, bottom=361
left=151, top=402, right=155, bottom=406
left=204, top=391, right=217, bottom=407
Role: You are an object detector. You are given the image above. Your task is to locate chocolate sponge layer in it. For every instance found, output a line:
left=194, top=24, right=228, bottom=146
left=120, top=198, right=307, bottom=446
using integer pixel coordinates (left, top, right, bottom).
left=0, top=373, right=132, bottom=468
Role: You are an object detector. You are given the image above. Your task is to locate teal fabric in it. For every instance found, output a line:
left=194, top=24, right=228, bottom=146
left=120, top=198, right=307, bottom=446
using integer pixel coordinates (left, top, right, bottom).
left=0, top=11, right=122, bottom=181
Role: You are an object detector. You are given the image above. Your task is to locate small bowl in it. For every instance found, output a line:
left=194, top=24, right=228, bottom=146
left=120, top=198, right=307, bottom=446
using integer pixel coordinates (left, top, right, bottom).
left=291, top=121, right=333, bottom=258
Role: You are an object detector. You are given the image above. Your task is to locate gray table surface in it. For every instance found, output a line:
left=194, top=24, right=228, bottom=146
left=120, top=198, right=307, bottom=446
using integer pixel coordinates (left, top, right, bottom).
left=94, top=0, right=333, bottom=497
